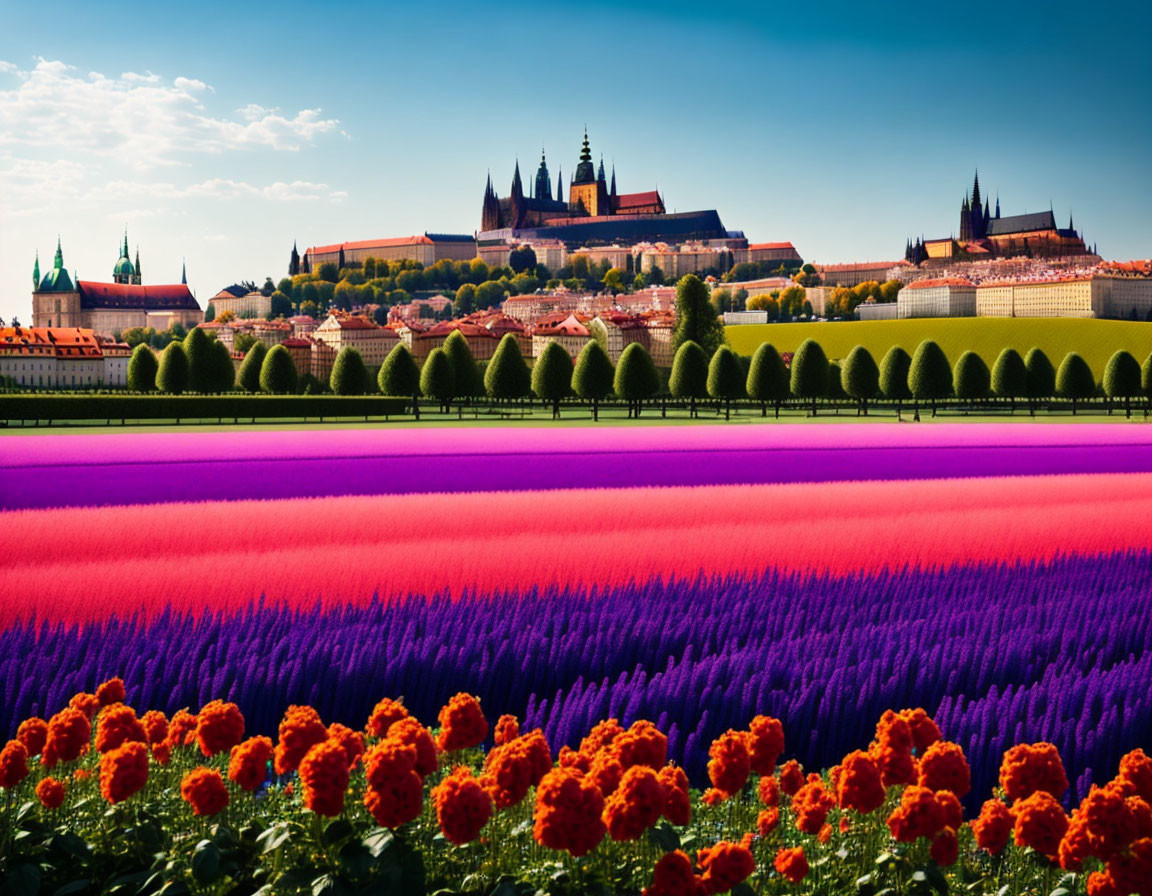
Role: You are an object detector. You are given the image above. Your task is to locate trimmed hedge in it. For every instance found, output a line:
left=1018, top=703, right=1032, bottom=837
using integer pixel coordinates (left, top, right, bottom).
left=1, top=395, right=408, bottom=424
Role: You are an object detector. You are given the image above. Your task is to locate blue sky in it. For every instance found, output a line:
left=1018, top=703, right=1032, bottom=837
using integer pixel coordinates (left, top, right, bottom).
left=2, top=0, right=1150, bottom=324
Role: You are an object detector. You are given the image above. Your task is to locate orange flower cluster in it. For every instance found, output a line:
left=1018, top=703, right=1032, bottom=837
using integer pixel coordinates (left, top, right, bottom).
left=1085, top=839, right=1152, bottom=896
left=931, top=825, right=959, bottom=866
left=972, top=798, right=1013, bottom=854
left=886, top=783, right=956, bottom=858
left=274, top=705, right=328, bottom=775
left=196, top=700, right=245, bottom=757
left=918, top=740, right=971, bottom=797
left=758, top=774, right=780, bottom=807
left=642, top=850, right=701, bottom=896
left=388, top=717, right=438, bottom=778
left=17, top=717, right=48, bottom=757
left=42, top=707, right=91, bottom=768
left=432, top=765, right=494, bottom=844
left=533, top=766, right=606, bottom=857
left=869, top=710, right=918, bottom=788
left=836, top=750, right=885, bottom=814
left=697, top=840, right=755, bottom=895
left=1, top=740, right=30, bottom=788
left=757, top=807, right=780, bottom=836
left=99, top=741, right=148, bottom=804
left=95, top=677, right=126, bottom=707
left=1119, top=748, right=1152, bottom=802
left=792, top=779, right=836, bottom=834
left=365, top=697, right=409, bottom=739
left=165, top=710, right=199, bottom=751
left=614, top=720, right=668, bottom=771
left=299, top=739, right=351, bottom=816
left=181, top=767, right=229, bottom=816
left=95, top=704, right=147, bottom=753
left=436, top=692, right=488, bottom=751
left=363, top=738, right=423, bottom=829
left=493, top=713, right=520, bottom=746
left=707, top=730, right=751, bottom=798
left=1012, top=790, right=1068, bottom=859
left=748, top=715, right=785, bottom=775
left=774, top=846, right=809, bottom=883
left=658, top=764, right=691, bottom=826
left=228, top=736, right=273, bottom=792
left=68, top=692, right=100, bottom=720
left=141, top=711, right=168, bottom=747
left=999, top=742, right=1069, bottom=803
left=327, top=723, right=366, bottom=769
left=604, top=766, right=664, bottom=841
left=779, top=759, right=805, bottom=796
left=482, top=729, right=551, bottom=809
left=36, top=777, right=64, bottom=809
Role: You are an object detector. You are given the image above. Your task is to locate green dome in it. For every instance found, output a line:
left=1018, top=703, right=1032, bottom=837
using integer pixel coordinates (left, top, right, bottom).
left=114, top=255, right=135, bottom=278
left=39, top=266, right=74, bottom=292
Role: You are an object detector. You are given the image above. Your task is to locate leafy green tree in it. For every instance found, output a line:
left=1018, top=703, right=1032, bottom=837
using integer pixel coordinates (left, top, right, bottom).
left=1056, top=352, right=1096, bottom=415
left=509, top=246, right=537, bottom=274
left=710, top=289, right=733, bottom=314
left=208, top=339, right=235, bottom=392
left=260, top=344, right=298, bottom=395
left=669, top=340, right=709, bottom=417
left=277, top=277, right=294, bottom=297
left=672, top=274, right=726, bottom=357
left=298, top=373, right=325, bottom=395
left=1143, top=352, right=1152, bottom=407
left=182, top=326, right=214, bottom=393
left=707, top=345, right=745, bottom=419
left=1103, top=350, right=1141, bottom=417
left=237, top=342, right=267, bottom=393
left=233, top=332, right=259, bottom=355
left=156, top=342, right=189, bottom=394
left=879, top=346, right=913, bottom=410
left=484, top=333, right=531, bottom=402
left=790, top=338, right=829, bottom=416
left=909, top=340, right=952, bottom=415
left=991, top=348, right=1028, bottom=413
left=443, top=329, right=481, bottom=399
left=746, top=343, right=789, bottom=417
left=572, top=340, right=615, bottom=421
left=474, top=281, right=506, bottom=310
left=127, top=344, right=158, bottom=392
left=330, top=346, right=368, bottom=395
left=531, top=341, right=574, bottom=419
left=1025, top=347, right=1056, bottom=415
left=841, top=345, right=879, bottom=415
left=953, top=351, right=990, bottom=405
left=420, top=347, right=456, bottom=413
left=317, top=262, right=339, bottom=283
left=454, top=283, right=476, bottom=316
left=614, top=342, right=659, bottom=418
left=379, top=343, right=422, bottom=417
left=269, top=291, right=292, bottom=319
left=204, top=303, right=216, bottom=323
left=602, top=268, right=625, bottom=294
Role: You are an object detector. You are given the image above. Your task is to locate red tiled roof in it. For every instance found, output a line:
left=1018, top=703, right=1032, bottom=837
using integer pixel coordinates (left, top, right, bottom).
left=904, top=278, right=975, bottom=290
left=747, top=242, right=797, bottom=251
left=816, top=261, right=907, bottom=273
left=78, top=281, right=199, bottom=311
left=307, top=234, right=462, bottom=254
left=0, top=326, right=104, bottom=358
left=280, top=338, right=313, bottom=347
left=613, top=191, right=662, bottom=210
left=534, top=314, right=590, bottom=337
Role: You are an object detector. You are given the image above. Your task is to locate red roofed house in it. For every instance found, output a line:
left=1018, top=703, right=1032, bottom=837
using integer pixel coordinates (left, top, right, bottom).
left=531, top=313, right=592, bottom=359
left=280, top=337, right=314, bottom=377
left=312, top=314, right=398, bottom=367
left=304, top=234, right=476, bottom=271
left=898, top=278, right=977, bottom=318
left=745, top=242, right=803, bottom=266
left=0, top=326, right=129, bottom=388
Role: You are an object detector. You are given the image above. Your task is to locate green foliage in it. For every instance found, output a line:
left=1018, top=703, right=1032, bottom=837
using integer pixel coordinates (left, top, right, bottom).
left=207, top=339, right=235, bottom=393
left=746, top=343, right=789, bottom=405
left=126, top=344, right=158, bottom=392
left=826, top=361, right=846, bottom=399
left=1143, top=353, right=1152, bottom=397
left=155, top=342, right=189, bottom=394
left=953, top=350, right=990, bottom=401
left=474, top=281, right=506, bottom=310
left=509, top=245, right=537, bottom=273
left=991, top=348, right=1028, bottom=399
left=672, top=274, right=726, bottom=357
left=269, top=291, right=292, bottom=319
left=317, top=262, right=339, bottom=283
left=841, top=346, right=880, bottom=403
left=204, top=302, right=216, bottom=323
left=182, top=326, right=214, bottom=393
left=330, top=346, right=368, bottom=396
left=1103, top=350, right=1141, bottom=399
left=572, top=341, right=615, bottom=403
left=420, top=347, right=455, bottom=405
left=1056, top=352, right=1096, bottom=401
left=238, top=342, right=268, bottom=393
left=260, top=344, right=298, bottom=395
left=443, top=329, right=481, bottom=398
left=789, top=338, right=829, bottom=400
left=531, top=341, right=574, bottom=408
left=669, top=341, right=709, bottom=401
left=378, top=343, right=420, bottom=397
left=909, top=340, right=952, bottom=401
left=454, top=283, right=476, bottom=316
left=746, top=295, right=779, bottom=320
left=707, top=345, right=745, bottom=401
left=484, top=333, right=531, bottom=400
left=614, top=342, right=660, bottom=402
left=1025, top=348, right=1056, bottom=398
left=879, top=346, right=913, bottom=401
left=233, top=332, right=260, bottom=355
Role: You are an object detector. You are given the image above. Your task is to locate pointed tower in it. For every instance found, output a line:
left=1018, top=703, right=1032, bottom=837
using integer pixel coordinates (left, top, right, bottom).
left=570, top=129, right=598, bottom=214
left=290, top=241, right=301, bottom=276
left=113, top=229, right=135, bottom=284
left=181, top=259, right=187, bottom=285
left=134, top=246, right=142, bottom=284
left=960, top=195, right=971, bottom=242
left=33, top=250, right=40, bottom=288
left=610, top=165, right=617, bottom=199
left=510, top=160, right=526, bottom=228
left=983, top=199, right=990, bottom=236
left=482, top=173, right=501, bottom=232
left=556, top=167, right=563, bottom=202
left=995, top=194, right=1001, bottom=218
left=597, top=156, right=606, bottom=184
left=534, top=149, right=551, bottom=203
left=511, top=160, right=523, bottom=200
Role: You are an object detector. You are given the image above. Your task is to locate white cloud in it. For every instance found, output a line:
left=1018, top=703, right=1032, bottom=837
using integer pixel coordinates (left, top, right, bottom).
left=88, top=177, right=347, bottom=203
left=0, top=60, right=17, bottom=74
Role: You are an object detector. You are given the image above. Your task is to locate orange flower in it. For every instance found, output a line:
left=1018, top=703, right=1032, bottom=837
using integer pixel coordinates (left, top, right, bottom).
left=140, top=711, right=168, bottom=746
left=558, top=745, right=591, bottom=774
left=494, top=714, right=521, bottom=746
left=1127, top=795, right=1152, bottom=840
left=972, top=798, right=1013, bottom=855
left=748, top=715, right=785, bottom=776
left=73, top=768, right=91, bottom=781
left=181, top=767, right=229, bottom=816
left=642, top=850, right=700, bottom=896
left=839, top=816, right=851, bottom=833
left=95, top=677, right=126, bottom=707
left=99, top=741, right=149, bottom=804
left=36, top=777, right=65, bottom=809
left=792, top=780, right=835, bottom=835
left=1012, top=790, right=1069, bottom=860
left=432, top=766, right=493, bottom=844
left=482, top=729, right=552, bottom=809
left=436, top=693, right=488, bottom=752
left=196, top=700, right=245, bottom=757
left=774, top=846, right=809, bottom=883
left=757, top=807, right=780, bottom=836
left=388, top=717, right=438, bottom=779
left=936, top=790, right=963, bottom=830
left=931, top=827, right=959, bottom=866
left=887, top=785, right=945, bottom=842
left=299, top=740, right=350, bottom=816
left=327, top=723, right=366, bottom=769
left=697, top=841, right=754, bottom=895
left=274, top=705, right=328, bottom=776
left=758, top=774, right=780, bottom=807
left=362, top=739, right=423, bottom=828
left=614, top=720, right=667, bottom=771
left=228, top=736, right=273, bottom=792
left=1060, top=785, right=1136, bottom=869
left=779, top=759, right=805, bottom=796
left=1119, top=749, right=1152, bottom=803
left=68, top=692, right=100, bottom=720
left=589, top=749, right=625, bottom=797
left=836, top=749, right=885, bottom=814
left=898, top=708, right=941, bottom=753
left=165, top=710, right=198, bottom=750
left=95, top=704, right=147, bottom=754
left=1097, top=836, right=1152, bottom=896
left=533, top=767, right=606, bottom=857
left=707, top=730, right=751, bottom=797
left=875, top=710, right=914, bottom=753
left=701, top=787, right=725, bottom=807
left=658, top=764, right=691, bottom=826
left=16, top=718, right=48, bottom=757
left=0, top=740, right=30, bottom=788
left=999, top=742, right=1069, bottom=803
left=579, top=718, right=624, bottom=757
left=604, top=765, right=664, bottom=841
left=151, top=742, right=171, bottom=766
left=918, top=741, right=970, bottom=797
left=41, top=708, right=91, bottom=768
left=364, top=739, right=417, bottom=787
left=365, top=698, right=409, bottom=739
left=818, top=823, right=833, bottom=844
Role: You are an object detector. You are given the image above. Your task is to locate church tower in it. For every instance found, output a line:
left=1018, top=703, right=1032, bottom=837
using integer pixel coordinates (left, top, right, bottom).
left=510, top=161, right=526, bottom=229
left=481, top=173, right=503, bottom=231
left=113, top=230, right=136, bottom=284
left=534, top=150, right=551, bottom=202
left=569, top=129, right=601, bottom=216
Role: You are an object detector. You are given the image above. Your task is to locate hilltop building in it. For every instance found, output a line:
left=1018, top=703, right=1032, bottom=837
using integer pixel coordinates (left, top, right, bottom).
left=301, top=234, right=476, bottom=272
left=0, top=326, right=131, bottom=388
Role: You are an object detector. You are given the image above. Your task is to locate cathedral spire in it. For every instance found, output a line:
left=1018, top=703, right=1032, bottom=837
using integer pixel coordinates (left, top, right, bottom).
left=55, top=236, right=64, bottom=269
left=135, top=246, right=141, bottom=284
left=33, top=250, right=40, bottom=287
left=511, top=159, right=523, bottom=199
left=580, top=127, right=591, bottom=164
left=181, top=258, right=187, bottom=285
left=971, top=170, right=982, bottom=212
left=597, top=155, right=606, bottom=183
left=610, top=164, right=617, bottom=198
left=995, top=194, right=1000, bottom=218
left=556, top=167, right=563, bottom=202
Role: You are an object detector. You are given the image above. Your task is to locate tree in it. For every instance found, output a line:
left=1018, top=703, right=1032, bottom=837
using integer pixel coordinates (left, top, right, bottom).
left=484, top=333, right=531, bottom=402
left=261, top=277, right=276, bottom=297
left=182, top=326, right=214, bottom=393
left=127, top=344, right=158, bottom=392
left=991, top=348, right=1028, bottom=413
left=421, top=346, right=456, bottom=413
left=841, top=345, right=879, bottom=415
left=474, top=281, right=506, bottom=310
left=270, top=291, right=292, bottom=319
left=602, top=268, right=625, bottom=294
left=204, top=303, right=216, bottom=323
left=509, top=245, right=537, bottom=274
left=909, top=340, right=952, bottom=415
left=746, top=343, right=789, bottom=417
left=710, top=288, right=733, bottom=314
left=532, top=341, right=574, bottom=419
left=707, top=345, right=745, bottom=419
left=672, top=274, right=726, bottom=357
left=746, top=295, right=779, bottom=321
left=454, top=283, right=476, bottom=316
left=216, top=309, right=236, bottom=324
left=614, top=342, right=659, bottom=418
left=1103, top=350, right=1141, bottom=417
left=208, top=339, right=235, bottom=392
left=318, top=262, right=339, bottom=283
left=379, top=342, right=421, bottom=417
left=879, top=346, right=913, bottom=412
left=790, top=338, right=829, bottom=416
left=443, top=330, right=481, bottom=399
left=260, top=344, right=298, bottom=394
left=572, top=340, right=615, bottom=422
left=330, top=346, right=368, bottom=395
left=237, top=342, right=268, bottom=393
left=233, top=332, right=259, bottom=355
left=156, top=342, right=189, bottom=394
left=669, top=340, right=709, bottom=417
left=1056, top=352, right=1095, bottom=415
left=1143, top=352, right=1152, bottom=411
left=1025, top=347, right=1056, bottom=415
left=953, top=351, right=990, bottom=406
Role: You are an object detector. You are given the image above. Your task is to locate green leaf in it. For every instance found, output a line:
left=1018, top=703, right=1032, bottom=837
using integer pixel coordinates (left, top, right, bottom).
left=4, top=864, right=41, bottom=896
left=1050, top=890, right=1070, bottom=896
left=258, top=822, right=293, bottom=855
left=51, top=882, right=91, bottom=896
left=997, top=887, right=1011, bottom=896
left=323, top=819, right=354, bottom=847
left=875, top=852, right=894, bottom=866
left=648, top=821, right=680, bottom=852
left=362, top=829, right=394, bottom=859
left=923, top=865, right=949, bottom=895
left=337, top=841, right=372, bottom=881
left=191, top=841, right=221, bottom=885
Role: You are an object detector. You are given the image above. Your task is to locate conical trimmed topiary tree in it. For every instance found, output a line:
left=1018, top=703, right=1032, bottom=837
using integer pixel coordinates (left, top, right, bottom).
left=208, top=339, right=235, bottom=393
left=879, top=345, right=913, bottom=414
left=127, top=344, right=157, bottom=393
left=909, top=340, right=951, bottom=416
left=1103, top=349, right=1141, bottom=417
left=156, top=341, right=189, bottom=395
left=614, top=342, right=659, bottom=418
left=790, top=338, right=828, bottom=416
left=182, top=326, right=214, bottom=393
left=531, top=341, right=574, bottom=419
left=1024, top=347, right=1056, bottom=416
left=841, top=345, right=879, bottom=416
left=443, top=329, right=482, bottom=401
left=260, top=344, right=298, bottom=395
left=379, top=342, right=422, bottom=418
left=572, top=340, right=615, bottom=421
left=237, top=342, right=267, bottom=393
left=671, top=274, right=725, bottom=357
left=330, top=346, right=368, bottom=395
left=707, top=345, right=745, bottom=420
left=991, top=348, right=1027, bottom=414
left=669, top=340, right=709, bottom=418
left=484, top=334, right=531, bottom=403
left=1056, top=352, right=1095, bottom=415
left=420, top=346, right=456, bottom=413
left=953, top=351, right=990, bottom=407
left=746, top=342, right=789, bottom=417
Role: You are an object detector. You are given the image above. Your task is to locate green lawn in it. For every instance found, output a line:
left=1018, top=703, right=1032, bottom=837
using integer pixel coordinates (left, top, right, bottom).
left=726, top=317, right=1152, bottom=373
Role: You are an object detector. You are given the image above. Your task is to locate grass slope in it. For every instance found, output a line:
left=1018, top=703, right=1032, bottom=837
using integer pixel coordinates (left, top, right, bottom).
left=727, top=317, right=1152, bottom=373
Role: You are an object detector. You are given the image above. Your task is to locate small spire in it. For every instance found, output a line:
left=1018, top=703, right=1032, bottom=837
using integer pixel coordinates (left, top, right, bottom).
left=181, top=258, right=187, bottom=285
left=33, top=249, right=40, bottom=287
left=54, top=235, right=64, bottom=269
